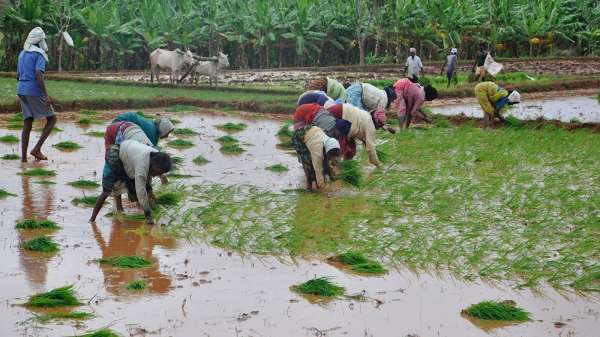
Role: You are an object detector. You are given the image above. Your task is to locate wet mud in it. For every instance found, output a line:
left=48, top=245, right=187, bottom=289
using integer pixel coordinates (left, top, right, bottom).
left=1, top=110, right=599, bottom=336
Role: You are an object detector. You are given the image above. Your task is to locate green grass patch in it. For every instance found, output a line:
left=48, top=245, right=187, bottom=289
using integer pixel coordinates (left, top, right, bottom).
left=126, top=279, right=148, bottom=291
left=463, top=301, right=530, bottom=321
left=333, top=252, right=387, bottom=274
left=0, top=134, right=19, bottom=143
left=0, top=188, right=16, bottom=198
left=20, top=168, right=56, bottom=177
left=220, top=143, right=245, bottom=155
left=1, top=153, right=20, bottom=160
left=77, top=328, right=122, bottom=337
left=53, top=141, right=82, bottom=150
left=21, top=235, right=59, bottom=253
left=215, top=135, right=239, bottom=144
left=294, top=277, right=345, bottom=297
left=266, top=164, right=289, bottom=172
left=68, top=180, right=100, bottom=189
left=165, top=104, right=198, bottom=112
left=72, top=195, right=98, bottom=207
left=193, top=155, right=209, bottom=165
left=16, top=218, right=60, bottom=230
left=167, top=139, right=194, bottom=148
left=338, top=160, right=362, bottom=187
left=27, top=285, right=81, bottom=308
left=35, top=311, right=93, bottom=323
left=376, top=147, right=388, bottom=163
left=173, top=128, right=198, bottom=137
left=34, top=179, right=56, bottom=185
left=84, top=131, right=105, bottom=138
left=217, top=122, right=247, bottom=132
left=99, top=256, right=152, bottom=268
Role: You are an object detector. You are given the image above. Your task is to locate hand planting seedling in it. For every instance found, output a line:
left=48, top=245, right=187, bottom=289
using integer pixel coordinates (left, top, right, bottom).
left=293, top=277, right=345, bottom=298
left=462, top=300, right=530, bottom=321
left=99, top=256, right=152, bottom=268
left=0, top=188, right=16, bottom=198
left=26, top=285, right=82, bottom=307
left=53, top=141, right=82, bottom=151
left=16, top=218, right=60, bottom=230
left=68, top=180, right=100, bottom=189
left=21, top=235, right=59, bottom=253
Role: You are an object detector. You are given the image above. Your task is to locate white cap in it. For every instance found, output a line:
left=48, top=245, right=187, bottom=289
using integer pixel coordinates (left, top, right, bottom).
left=508, top=90, right=521, bottom=103
left=323, top=137, right=340, bottom=153
left=451, top=48, right=457, bottom=54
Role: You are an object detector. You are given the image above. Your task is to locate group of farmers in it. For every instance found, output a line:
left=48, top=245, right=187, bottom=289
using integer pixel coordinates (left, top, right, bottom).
left=15, top=26, right=521, bottom=222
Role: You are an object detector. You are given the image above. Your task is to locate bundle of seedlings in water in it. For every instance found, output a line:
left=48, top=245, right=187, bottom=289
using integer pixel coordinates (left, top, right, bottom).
left=126, top=279, right=148, bottom=291
left=193, top=155, right=209, bottom=165
left=277, top=121, right=293, bottom=138
left=376, top=147, right=388, bottom=164
left=72, top=195, right=99, bottom=206
left=35, top=311, right=93, bottom=323
left=462, top=300, right=531, bottom=321
left=53, top=141, right=82, bottom=151
left=77, top=328, right=122, bottom=337
left=1, top=153, right=20, bottom=160
left=294, top=277, right=345, bottom=297
left=220, top=143, right=245, bottom=155
left=0, top=135, right=19, bottom=143
left=155, top=191, right=183, bottom=206
left=85, top=131, right=105, bottom=138
left=16, top=218, right=60, bottom=230
left=69, top=180, right=100, bottom=189
left=166, top=104, right=198, bottom=112
left=27, top=285, right=82, bottom=307
left=217, top=122, right=247, bottom=132
left=21, top=235, right=59, bottom=253
left=216, top=135, right=238, bottom=144
left=266, top=164, right=289, bottom=172
left=99, top=256, right=152, bottom=268
left=34, top=180, right=56, bottom=185
left=0, top=188, right=16, bottom=198
left=20, top=168, right=56, bottom=177
left=167, top=139, right=194, bottom=148
left=80, top=110, right=99, bottom=116
left=173, top=128, right=198, bottom=137
left=167, top=172, right=194, bottom=179
left=339, top=160, right=362, bottom=187
left=332, top=252, right=387, bottom=274
left=77, top=117, right=99, bottom=125
left=36, top=125, right=63, bottom=133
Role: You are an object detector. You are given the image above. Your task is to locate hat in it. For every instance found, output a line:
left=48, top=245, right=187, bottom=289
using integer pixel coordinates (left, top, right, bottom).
left=384, top=85, right=397, bottom=107
left=508, top=90, right=521, bottom=103
left=372, top=109, right=387, bottom=126
left=334, top=119, right=352, bottom=136
left=324, top=137, right=340, bottom=153
left=157, top=118, right=175, bottom=137
left=23, top=27, right=48, bottom=61
left=451, top=48, right=457, bottom=54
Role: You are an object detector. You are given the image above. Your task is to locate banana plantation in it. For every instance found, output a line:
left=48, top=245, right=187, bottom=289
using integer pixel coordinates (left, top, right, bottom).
left=1, top=0, right=600, bottom=71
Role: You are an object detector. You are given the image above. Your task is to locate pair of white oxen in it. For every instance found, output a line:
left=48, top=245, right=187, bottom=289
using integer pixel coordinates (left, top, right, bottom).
left=149, top=48, right=229, bottom=86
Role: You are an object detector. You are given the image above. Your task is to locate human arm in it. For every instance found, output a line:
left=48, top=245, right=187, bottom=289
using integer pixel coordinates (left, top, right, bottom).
left=134, top=168, right=153, bottom=224
left=90, top=191, right=111, bottom=222
left=363, top=127, right=381, bottom=166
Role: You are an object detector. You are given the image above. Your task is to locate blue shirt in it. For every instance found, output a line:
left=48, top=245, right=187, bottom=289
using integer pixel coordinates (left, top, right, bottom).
left=17, top=51, right=46, bottom=96
left=112, top=112, right=159, bottom=146
left=298, top=91, right=330, bottom=106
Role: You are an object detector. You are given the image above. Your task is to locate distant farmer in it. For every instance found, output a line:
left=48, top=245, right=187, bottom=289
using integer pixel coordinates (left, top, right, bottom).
left=394, top=78, right=439, bottom=129
left=90, top=140, right=173, bottom=224
left=17, top=27, right=56, bottom=162
left=474, top=81, right=521, bottom=128
left=112, top=112, right=175, bottom=146
left=404, top=47, right=423, bottom=83
left=307, top=77, right=347, bottom=102
left=344, top=82, right=396, bottom=134
left=292, top=125, right=340, bottom=190
left=440, top=48, right=458, bottom=87
left=297, top=90, right=334, bottom=106
left=473, top=43, right=488, bottom=81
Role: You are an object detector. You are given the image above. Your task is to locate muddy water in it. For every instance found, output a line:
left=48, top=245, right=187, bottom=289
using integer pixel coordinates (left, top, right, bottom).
left=432, top=95, right=600, bottom=123
left=1, top=112, right=599, bottom=337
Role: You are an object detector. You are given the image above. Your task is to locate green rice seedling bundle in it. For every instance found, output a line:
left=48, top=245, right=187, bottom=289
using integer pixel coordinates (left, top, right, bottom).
left=220, top=143, right=244, bottom=154
left=277, top=121, right=293, bottom=138
left=85, top=131, right=105, bottom=138
left=333, top=252, right=387, bottom=274
left=173, top=128, right=198, bottom=137
left=126, top=279, right=148, bottom=291
left=168, top=139, right=194, bottom=148
left=36, top=311, right=93, bottom=323
left=135, top=111, right=150, bottom=118
left=339, top=160, right=362, bottom=187
left=77, top=117, right=99, bottom=125
left=72, top=195, right=98, bottom=206
left=463, top=301, right=530, bottom=321
left=20, top=168, right=56, bottom=177
left=27, top=285, right=81, bottom=307
left=155, top=191, right=183, bottom=206
left=16, top=218, right=60, bottom=230
left=216, top=135, right=238, bottom=144
left=376, top=147, right=388, bottom=163
left=53, top=141, right=82, bottom=150
left=34, top=180, right=56, bottom=185
left=0, top=135, right=19, bottom=143
left=193, top=155, right=209, bottom=165
left=266, top=164, right=289, bottom=172
left=22, top=235, right=59, bottom=253
left=505, top=116, right=524, bottom=129
left=0, top=188, right=16, bottom=198
left=68, top=180, right=100, bottom=189
left=170, top=118, right=182, bottom=124
left=217, top=122, right=247, bottom=132
left=80, top=110, right=99, bottom=116
left=99, top=256, right=152, bottom=268
left=294, top=277, right=345, bottom=297
left=1, top=153, right=20, bottom=160
left=77, top=328, right=122, bottom=337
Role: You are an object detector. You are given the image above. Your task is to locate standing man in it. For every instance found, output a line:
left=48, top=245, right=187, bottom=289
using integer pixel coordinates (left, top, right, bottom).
left=440, top=48, right=458, bottom=87
left=404, top=47, right=423, bottom=83
left=473, top=43, right=488, bottom=81
left=17, top=27, right=56, bottom=162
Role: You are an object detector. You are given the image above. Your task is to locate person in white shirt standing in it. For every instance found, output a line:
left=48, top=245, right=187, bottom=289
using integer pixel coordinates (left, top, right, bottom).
left=404, top=47, right=423, bottom=83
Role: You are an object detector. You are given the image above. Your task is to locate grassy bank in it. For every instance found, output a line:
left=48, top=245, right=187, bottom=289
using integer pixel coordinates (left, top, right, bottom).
left=162, top=123, right=600, bottom=293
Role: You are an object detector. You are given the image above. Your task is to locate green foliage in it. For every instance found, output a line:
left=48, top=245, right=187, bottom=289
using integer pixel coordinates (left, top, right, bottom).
left=20, top=168, right=56, bottom=177
left=77, top=329, right=122, bottom=337
left=126, top=279, right=148, bottom=291
left=1, top=153, right=20, bottom=160
left=21, top=235, right=59, bottom=253
left=0, top=188, right=16, bottom=198
left=334, top=252, right=387, bottom=274
left=220, top=143, right=245, bottom=154
left=16, top=218, right=59, bottom=230
left=99, top=256, right=152, bottom=268
left=339, top=160, right=362, bottom=187
left=35, top=311, right=93, bottom=323
left=53, top=141, right=82, bottom=150
left=85, top=131, right=105, bottom=138
left=294, top=277, right=345, bottom=297
left=166, top=104, right=198, bottom=112
left=0, top=135, right=19, bottom=143
left=463, top=301, right=531, bottom=321
left=266, top=164, right=289, bottom=172
left=173, top=128, right=198, bottom=137
left=193, top=155, right=210, bottom=165
left=505, top=116, right=524, bottom=128
left=69, top=180, right=100, bottom=189
left=216, top=135, right=239, bottom=144
left=168, top=139, right=194, bottom=148
left=72, top=195, right=98, bottom=206
left=27, top=285, right=81, bottom=308
left=217, top=123, right=247, bottom=132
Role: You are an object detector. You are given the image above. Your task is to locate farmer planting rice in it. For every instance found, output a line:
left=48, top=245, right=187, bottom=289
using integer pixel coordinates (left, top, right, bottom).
left=344, top=81, right=398, bottom=134
left=16, top=27, right=57, bottom=162
left=474, top=81, right=521, bottom=128
left=297, top=90, right=334, bottom=106
left=90, top=140, right=173, bottom=224
left=113, top=112, right=175, bottom=146
left=292, top=126, right=341, bottom=190
left=394, top=78, right=439, bottom=128
left=307, top=77, right=347, bottom=102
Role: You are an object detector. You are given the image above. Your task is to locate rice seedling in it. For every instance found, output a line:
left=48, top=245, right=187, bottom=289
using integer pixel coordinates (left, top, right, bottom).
left=35, top=311, right=93, bottom=323
left=7, top=122, right=23, bottom=130
left=170, top=156, right=184, bottom=166
left=1, top=153, right=20, bottom=160
left=0, top=188, right=16, bottom=198
left=119, top=213, right=146, bottom=221
left=215, top=135, right=239, bottom=144
left=8, top=112, right=24, bottom=123
left=173, top=128, right=198, bottom=137
left=0, top=134, right=19, bottom=143
left=27, top=285, right=81, bottom=308
left=334, top=251, right=370, bottom=265
left=294, top=277, right=345, bottom=297
left=85, top=131, right=105, bottom=138
left=21, top=235, right=59, bottom=253
left=167, top=139, right=194, bottom=148
left=167, top=172, right=194, bottom=179
left=277, top=121, right=293, bottom=138
left=170, top=118, right=182, bottom=124
left=77, top=117, right=99, bottom=125
left=80, top=110, right=99, bottom=116
left=338, top=160, right=362, bottom=187
left=376, top=147, right=388, bottom=163
left=462, top=301, right=530, bottom=321
left=68, top=180, right=100, bottom=189
left=155, top=191, right=183, bottom=206
left=217, top=122, right=247, bottom=132
left=193, top=155, right=209, bottom=165
left=570, top=269, right=600, bottom=292
left=72, top=195, right=98, bottom=207
left=35, top=126, right=63, bottom=133
left=332, top=252, right=387, bottom=274
left=20, top=168, right=56, bottom=177
left=77, top=328, right=122, bottom=337
left=266, top=164, right=289, bottom=172
left=505, top=116, right=524, bottom=128
left=16, top=218, right=60, bottom=230
left=220, top=143, right=245, bottom=155
left=34, top=180, right=56, bottom=185
left=166, top=104, right=198, bottom=112
left=53, top=141, right=82, bottom=150
left=126, top=279, right=148, bottom=291
left=99, top=256, right=152, bottom=268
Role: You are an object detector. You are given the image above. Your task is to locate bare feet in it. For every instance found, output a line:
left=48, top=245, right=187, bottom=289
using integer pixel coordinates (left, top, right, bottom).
left=30, top=150, right=48, bottom=161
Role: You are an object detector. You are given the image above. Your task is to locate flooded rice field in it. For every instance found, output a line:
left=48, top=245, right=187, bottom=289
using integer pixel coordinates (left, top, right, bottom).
left=0, top=110, right=599, bottom=336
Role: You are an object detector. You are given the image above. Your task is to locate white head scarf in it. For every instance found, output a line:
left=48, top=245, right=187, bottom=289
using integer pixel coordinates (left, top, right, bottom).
left=508, top=90, right=521, bottom=104
left=323, top=137, right=340, bottom=153
left=23, top=27, right=49, bottom=61
left=157, top=118, right=175, bottom=138
left=451, top=48, right=458, bottom=54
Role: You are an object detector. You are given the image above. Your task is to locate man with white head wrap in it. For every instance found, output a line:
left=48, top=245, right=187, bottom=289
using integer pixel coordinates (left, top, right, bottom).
left=441, top=47, right=458, bottom=87
left=404, top=47, right=423, bottom=83
left=291, top=125, right=341, bottom=190
left=17, top=27, right=56, bottom=162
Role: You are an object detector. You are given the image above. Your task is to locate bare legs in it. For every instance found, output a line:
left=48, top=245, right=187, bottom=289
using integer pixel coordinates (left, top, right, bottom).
left=22, top=116, right=57, bottom=162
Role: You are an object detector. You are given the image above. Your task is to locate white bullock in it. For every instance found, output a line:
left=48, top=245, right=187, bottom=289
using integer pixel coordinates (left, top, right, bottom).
left=150, top=48, right=194, bottom=84
left=191, top=52, right=230, bottom=87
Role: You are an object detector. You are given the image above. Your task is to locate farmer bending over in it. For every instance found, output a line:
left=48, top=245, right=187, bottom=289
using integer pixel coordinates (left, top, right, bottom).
left=17, top=27, right=56, bottom=162
left=292, top=126, right=341, bottom=190
left=293, top=104, right=353, bottom=159
left=345, top=82, right=396, bottom=134
left=307, top=77, right=347, bottom=102
left=90, top=140, right=172, bottom=224
left=297, top=90, right=334, bottom=106
left=475, top=81, right=521, bottom=128
left=394, top=78, right=439, bottom=129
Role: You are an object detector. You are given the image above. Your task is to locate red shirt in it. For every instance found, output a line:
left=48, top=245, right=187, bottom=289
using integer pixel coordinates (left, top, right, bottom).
left=104, top=121, right=133, bottom=149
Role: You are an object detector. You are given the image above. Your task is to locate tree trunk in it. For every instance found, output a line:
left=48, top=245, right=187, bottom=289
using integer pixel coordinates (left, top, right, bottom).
left=58, top=33, right=64, bottom=72
left=356, top=0, right=365, bottom=65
